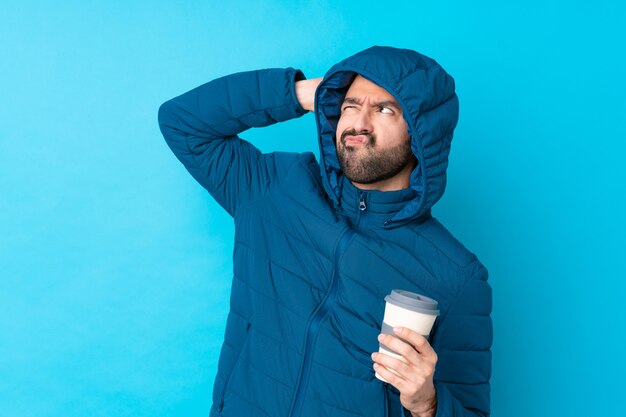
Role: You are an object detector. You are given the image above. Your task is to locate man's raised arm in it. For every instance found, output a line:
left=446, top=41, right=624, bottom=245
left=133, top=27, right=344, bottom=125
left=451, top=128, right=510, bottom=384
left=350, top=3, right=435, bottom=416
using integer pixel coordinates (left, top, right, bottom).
left=157, top=67, right=313, bottom=216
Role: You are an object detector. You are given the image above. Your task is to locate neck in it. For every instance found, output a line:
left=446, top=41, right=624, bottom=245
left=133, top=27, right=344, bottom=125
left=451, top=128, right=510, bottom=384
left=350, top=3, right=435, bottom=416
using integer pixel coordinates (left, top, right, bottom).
left=351, top=177, right=408, bottom=191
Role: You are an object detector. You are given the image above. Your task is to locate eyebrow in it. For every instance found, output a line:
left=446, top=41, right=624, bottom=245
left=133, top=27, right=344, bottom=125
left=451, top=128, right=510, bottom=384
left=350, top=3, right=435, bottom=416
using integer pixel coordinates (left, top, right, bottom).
left=342, top=96, right=402, bottom=112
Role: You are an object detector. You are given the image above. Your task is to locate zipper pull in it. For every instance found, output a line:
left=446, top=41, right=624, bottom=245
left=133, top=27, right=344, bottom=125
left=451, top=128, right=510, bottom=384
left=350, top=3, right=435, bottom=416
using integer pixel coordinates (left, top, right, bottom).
left=359, top=193, right=367, bottom=211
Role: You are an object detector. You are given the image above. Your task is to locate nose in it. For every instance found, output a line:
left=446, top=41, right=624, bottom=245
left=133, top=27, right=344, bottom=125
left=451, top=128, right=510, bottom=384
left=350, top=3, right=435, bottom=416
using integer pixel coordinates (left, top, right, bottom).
left=351, top=107, right=373, bottom=134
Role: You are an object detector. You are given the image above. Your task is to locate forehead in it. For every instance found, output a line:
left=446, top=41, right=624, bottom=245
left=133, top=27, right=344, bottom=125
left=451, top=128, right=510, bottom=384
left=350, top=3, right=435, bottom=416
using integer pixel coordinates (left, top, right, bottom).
left=346, top=74, right=396, bottom=101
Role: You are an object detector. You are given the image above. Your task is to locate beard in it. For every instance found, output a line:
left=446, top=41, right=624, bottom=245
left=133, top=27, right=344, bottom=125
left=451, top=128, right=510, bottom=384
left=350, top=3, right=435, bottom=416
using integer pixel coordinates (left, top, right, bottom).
left=336, top=129, right=417, bottom=184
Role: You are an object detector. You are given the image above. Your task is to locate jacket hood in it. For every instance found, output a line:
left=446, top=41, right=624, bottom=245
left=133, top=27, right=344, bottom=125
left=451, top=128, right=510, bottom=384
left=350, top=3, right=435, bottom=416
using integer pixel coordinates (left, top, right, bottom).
left=314, top=45, right=459, bottom=228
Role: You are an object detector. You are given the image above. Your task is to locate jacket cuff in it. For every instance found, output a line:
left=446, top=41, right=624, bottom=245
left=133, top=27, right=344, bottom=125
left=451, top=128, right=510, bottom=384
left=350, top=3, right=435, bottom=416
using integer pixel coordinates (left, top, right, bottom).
left=287, top=67, right=308, bottom=117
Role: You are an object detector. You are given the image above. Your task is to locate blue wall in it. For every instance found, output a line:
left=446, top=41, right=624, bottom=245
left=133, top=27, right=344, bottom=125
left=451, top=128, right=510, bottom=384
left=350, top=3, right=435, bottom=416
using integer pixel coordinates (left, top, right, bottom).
left=1, top=1, right=624, bottom=416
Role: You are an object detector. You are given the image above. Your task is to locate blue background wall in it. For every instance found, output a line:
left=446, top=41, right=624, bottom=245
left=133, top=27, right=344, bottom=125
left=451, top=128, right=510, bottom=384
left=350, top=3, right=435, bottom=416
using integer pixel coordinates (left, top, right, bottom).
left=1, top=1, right=624, bottom=416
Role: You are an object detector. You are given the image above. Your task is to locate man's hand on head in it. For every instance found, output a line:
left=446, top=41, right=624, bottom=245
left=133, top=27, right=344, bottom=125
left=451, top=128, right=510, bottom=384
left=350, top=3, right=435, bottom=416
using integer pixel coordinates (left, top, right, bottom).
left=295, top=77, right=323, bottom=112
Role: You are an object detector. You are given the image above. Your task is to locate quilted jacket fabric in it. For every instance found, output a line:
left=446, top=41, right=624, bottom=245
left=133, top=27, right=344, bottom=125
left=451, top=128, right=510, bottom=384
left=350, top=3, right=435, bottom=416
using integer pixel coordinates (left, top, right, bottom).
left=157, top=45, right=492, bottom=417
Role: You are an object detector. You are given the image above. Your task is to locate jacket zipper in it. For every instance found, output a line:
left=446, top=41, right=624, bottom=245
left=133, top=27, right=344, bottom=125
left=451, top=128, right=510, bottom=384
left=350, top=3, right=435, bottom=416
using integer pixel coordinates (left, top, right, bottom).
left=359, top=192, right=367, bottom=211
left=287, top=227, right=355, bottom=417
left=355, top=191, right=367, bottom=231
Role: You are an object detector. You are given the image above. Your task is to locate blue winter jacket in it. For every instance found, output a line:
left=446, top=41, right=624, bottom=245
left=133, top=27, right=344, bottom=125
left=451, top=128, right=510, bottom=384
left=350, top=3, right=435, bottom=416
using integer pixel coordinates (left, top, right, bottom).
left=157, top=45, right=492, bottom=417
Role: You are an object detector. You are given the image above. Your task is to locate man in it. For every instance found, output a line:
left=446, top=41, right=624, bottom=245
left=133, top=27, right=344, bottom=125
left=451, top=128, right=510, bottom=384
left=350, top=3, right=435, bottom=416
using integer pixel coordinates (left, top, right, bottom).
left=158, top=45, right=492, bottom=417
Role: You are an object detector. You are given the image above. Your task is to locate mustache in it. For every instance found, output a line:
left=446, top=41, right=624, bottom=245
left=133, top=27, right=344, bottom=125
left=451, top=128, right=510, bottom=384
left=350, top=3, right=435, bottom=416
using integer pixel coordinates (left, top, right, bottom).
left=341, top=129, right=375, bottom=145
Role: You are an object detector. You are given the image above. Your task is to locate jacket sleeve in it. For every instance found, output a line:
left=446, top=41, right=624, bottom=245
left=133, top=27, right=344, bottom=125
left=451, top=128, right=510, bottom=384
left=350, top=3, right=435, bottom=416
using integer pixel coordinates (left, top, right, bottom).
left=157, top=67, right=308, bottom=216
left=424, top=261, right=493, bottom=417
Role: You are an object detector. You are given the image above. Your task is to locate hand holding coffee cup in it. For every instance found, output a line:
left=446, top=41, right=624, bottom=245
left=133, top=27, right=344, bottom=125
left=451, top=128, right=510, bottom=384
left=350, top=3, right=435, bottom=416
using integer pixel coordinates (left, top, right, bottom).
left=375, top=289, right=440, bottom=383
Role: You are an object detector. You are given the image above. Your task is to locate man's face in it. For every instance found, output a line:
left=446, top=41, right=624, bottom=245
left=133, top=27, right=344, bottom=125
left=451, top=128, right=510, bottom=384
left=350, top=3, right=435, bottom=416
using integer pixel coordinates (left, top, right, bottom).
left=335, top=74, right=416, bottom=186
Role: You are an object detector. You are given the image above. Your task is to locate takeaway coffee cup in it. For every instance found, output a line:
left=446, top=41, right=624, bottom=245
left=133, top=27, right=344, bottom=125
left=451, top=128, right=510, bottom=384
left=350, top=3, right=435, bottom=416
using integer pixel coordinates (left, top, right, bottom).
left=375, top=289, right=440, bottom=383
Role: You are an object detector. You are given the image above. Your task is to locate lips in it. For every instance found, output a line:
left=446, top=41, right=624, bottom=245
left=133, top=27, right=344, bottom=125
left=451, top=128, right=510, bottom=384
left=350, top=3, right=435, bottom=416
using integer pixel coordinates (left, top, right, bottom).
left=344, top=135, right=368, bottom=145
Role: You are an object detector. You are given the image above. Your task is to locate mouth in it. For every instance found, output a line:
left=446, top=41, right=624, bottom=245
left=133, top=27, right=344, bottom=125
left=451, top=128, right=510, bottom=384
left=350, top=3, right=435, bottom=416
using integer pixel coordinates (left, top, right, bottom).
left=344, top=135, right=368, bottom=146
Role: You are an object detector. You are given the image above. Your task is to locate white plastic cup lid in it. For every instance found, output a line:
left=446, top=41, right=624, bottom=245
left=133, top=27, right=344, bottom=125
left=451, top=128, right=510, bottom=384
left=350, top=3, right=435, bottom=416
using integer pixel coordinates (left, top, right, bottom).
left=384, top=289, right=440, bottom=316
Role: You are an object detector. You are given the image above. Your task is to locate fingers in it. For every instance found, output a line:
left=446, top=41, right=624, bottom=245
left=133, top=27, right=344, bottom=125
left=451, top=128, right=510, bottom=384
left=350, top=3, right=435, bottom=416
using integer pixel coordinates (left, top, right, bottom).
left=372, top=327, right=439, bottom=399
left=372, top=354, right=411, bottom=392
left=377, top=332, right=420, bottom=367
left=389, top=327, right=438, bottom=363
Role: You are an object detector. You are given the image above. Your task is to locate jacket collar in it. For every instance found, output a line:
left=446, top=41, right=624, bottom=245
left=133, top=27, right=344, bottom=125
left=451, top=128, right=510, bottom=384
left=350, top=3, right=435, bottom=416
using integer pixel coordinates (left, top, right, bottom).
left=338, top=174, right=420, bottom=227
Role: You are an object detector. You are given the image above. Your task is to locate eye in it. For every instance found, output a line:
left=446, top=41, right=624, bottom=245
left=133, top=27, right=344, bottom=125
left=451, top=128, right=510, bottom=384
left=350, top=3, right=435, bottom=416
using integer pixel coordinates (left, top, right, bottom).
left=342, top=105, right=355, bottom=111
left=379, top=106, right=393, bottom=114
